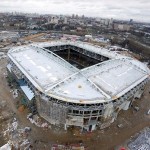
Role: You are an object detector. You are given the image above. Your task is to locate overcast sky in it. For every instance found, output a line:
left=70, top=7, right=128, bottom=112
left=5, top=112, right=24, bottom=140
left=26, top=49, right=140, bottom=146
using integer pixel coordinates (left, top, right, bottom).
left=0, top=0, right=150, bottom=22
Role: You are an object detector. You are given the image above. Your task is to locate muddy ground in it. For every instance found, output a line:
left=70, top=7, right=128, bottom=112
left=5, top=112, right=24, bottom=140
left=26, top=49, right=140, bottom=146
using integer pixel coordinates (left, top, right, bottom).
left=0, top=58, right=150, bottom=150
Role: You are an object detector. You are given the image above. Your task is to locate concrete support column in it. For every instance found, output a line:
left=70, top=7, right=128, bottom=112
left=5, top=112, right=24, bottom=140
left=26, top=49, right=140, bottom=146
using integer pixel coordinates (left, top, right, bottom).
left=68, top=48, right=70, bottom=61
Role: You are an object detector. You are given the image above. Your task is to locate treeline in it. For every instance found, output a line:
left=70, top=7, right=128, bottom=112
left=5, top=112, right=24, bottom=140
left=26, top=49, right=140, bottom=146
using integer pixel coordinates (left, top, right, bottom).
left=127, top=39, right=150, bottom=59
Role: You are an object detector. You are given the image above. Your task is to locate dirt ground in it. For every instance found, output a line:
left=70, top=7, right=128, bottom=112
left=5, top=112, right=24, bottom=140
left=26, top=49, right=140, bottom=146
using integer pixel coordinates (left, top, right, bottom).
left=23, top=33, right=45, bottom=41
left=0, top=58, right=150, bottom=150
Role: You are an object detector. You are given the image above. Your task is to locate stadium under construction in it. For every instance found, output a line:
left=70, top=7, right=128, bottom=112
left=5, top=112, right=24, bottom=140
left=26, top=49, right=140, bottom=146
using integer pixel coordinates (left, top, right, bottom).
left=7, top=41, right=150, bottom=131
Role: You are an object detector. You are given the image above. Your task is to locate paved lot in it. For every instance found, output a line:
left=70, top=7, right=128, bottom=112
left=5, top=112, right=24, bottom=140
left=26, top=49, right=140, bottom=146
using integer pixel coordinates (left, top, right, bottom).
left=128, top=128, right=150, bottom=150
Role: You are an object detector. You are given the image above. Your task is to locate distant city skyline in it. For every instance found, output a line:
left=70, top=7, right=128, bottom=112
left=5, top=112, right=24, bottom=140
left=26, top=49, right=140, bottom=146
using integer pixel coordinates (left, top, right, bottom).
left=0, top=0, right=150, bottom=22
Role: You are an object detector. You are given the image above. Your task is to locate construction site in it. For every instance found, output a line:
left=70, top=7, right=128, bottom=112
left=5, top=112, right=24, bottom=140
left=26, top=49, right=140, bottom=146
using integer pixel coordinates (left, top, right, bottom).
left=0, top=8, right=150, bottom=149
left=6, top=40, right=150, bottom=132
left=0, top=39, right=149, bottom=149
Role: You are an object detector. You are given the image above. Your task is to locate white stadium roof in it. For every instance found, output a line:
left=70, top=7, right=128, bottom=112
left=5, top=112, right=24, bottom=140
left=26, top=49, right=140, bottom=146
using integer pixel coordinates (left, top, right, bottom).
left=8, top=41, right=150, bottom=104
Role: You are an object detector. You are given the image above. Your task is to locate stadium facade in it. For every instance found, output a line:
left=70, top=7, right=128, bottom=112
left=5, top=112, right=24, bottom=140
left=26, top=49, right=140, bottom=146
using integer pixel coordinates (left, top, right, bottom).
left=7, top=41, right=150, bottom=131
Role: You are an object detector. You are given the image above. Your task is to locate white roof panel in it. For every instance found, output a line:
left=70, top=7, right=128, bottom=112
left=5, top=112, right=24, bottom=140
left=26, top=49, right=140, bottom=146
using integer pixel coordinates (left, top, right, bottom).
left=87, top=60, right=147, bottom=96
left=8, top=41, right=150, bottom=104
left=49, top=73, right=107, bottom=103
left=8, top=46, right=76, bottom=91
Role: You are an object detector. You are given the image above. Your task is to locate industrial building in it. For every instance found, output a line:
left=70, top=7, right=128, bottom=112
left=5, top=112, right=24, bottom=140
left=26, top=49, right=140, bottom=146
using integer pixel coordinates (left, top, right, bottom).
left=7, top=41, right=150, bottom=131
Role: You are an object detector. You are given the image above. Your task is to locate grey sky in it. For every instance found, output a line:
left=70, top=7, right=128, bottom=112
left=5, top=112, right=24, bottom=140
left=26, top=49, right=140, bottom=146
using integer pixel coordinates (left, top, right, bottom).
left=0, top=0, right=150, bottom=22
